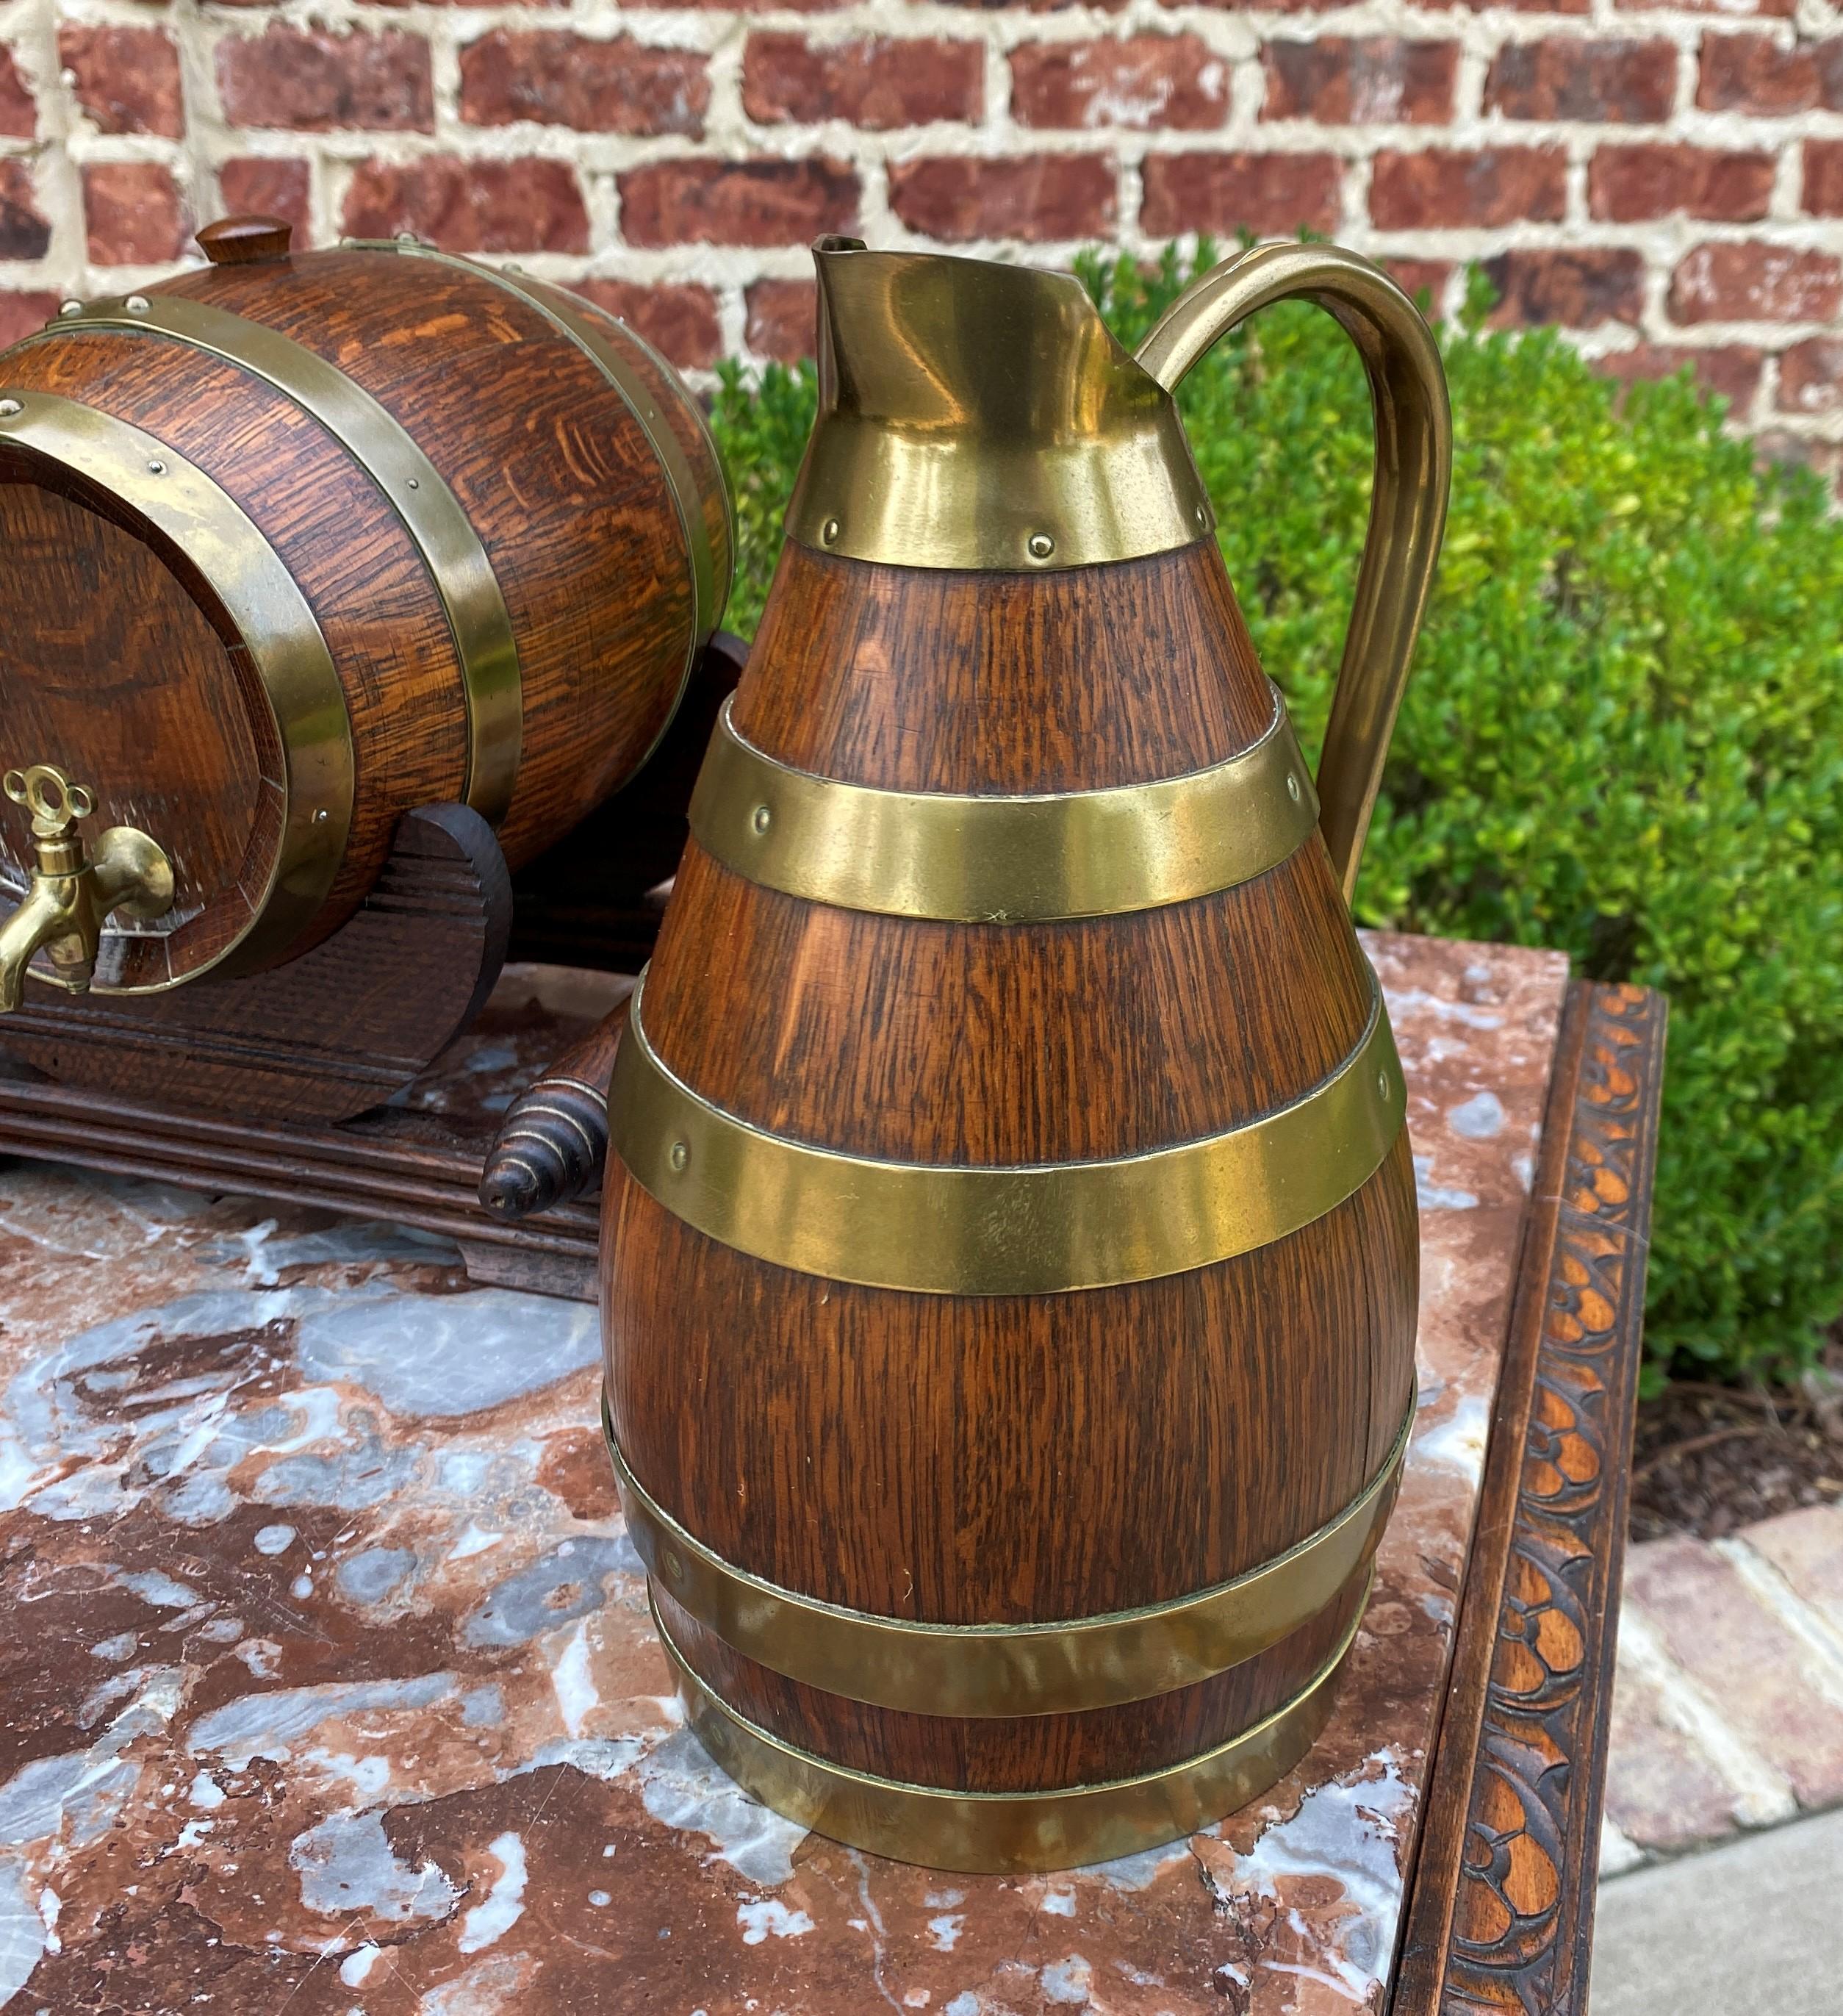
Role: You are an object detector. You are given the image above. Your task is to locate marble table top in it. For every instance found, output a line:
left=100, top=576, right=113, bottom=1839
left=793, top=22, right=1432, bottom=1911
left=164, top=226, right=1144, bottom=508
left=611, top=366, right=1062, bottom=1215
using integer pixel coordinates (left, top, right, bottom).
left=0, top=930, right=1570, bottom=2015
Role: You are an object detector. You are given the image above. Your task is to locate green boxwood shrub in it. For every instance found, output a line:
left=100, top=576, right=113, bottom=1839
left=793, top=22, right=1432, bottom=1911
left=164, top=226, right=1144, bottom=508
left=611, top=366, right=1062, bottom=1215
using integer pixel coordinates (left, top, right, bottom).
left=708, top=244, right=1843, bottom=1391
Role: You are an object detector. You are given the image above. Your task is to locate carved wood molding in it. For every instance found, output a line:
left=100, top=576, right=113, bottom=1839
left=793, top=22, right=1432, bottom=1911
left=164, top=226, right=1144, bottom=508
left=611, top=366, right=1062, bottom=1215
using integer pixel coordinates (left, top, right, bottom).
left=1395, top=980, right=1669, bottom=2016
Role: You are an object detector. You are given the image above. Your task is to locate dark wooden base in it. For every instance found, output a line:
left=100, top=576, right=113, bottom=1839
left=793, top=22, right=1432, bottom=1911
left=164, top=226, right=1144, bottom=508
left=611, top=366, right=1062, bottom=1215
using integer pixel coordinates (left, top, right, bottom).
left=0, top=955, right=611, bottom=1298
left=1, top=802, right=514, bottom=1124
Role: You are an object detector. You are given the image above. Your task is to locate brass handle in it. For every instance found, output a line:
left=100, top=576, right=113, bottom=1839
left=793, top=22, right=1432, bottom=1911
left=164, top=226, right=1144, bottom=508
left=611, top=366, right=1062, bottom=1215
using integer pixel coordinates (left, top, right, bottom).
left=1136, top=243, right=1452, bottom=903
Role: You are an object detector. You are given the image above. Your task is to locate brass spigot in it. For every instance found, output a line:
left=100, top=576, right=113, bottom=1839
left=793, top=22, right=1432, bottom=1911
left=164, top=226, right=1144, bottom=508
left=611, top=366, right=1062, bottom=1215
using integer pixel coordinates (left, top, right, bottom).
left=0, top=764, right=174, bottom=1013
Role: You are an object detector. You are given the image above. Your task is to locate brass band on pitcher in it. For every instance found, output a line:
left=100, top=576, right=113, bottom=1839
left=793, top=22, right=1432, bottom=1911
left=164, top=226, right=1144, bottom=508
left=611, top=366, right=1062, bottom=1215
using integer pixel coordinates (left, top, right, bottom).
left=609, top=1386, right=1412, bottom=1720
left=690, top=686, right=1319, bottom=922
left=44, top=292, right=524, bottom=825
left=655, top=1580, right=1368, bottom=1876
left=607, top=970, right=1405, bottom=1296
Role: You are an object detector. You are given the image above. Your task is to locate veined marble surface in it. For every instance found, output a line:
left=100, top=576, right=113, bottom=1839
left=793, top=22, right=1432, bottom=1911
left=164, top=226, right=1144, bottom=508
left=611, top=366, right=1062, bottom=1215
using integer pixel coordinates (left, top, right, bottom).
left=0, top=930, right=1568, bottom=2015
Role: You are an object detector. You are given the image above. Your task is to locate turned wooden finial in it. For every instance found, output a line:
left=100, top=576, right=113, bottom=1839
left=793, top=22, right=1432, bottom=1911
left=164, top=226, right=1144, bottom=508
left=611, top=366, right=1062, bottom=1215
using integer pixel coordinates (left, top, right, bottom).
left=196, top=215, right=293, bottom=266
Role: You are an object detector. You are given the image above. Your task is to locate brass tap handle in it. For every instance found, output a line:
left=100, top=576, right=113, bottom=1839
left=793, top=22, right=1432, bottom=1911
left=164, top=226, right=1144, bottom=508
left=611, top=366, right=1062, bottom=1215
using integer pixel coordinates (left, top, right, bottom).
left=5, top=762, right=96, bottom=840
left=0, top=762, right=175, bottom=1010
left=1136, top=243, right=1453, bottom=904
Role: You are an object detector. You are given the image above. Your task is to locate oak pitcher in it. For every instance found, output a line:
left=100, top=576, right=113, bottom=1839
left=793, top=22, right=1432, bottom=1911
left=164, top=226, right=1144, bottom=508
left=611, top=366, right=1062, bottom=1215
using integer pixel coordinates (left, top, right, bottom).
left=603, top=237, right=1451, bottom=1872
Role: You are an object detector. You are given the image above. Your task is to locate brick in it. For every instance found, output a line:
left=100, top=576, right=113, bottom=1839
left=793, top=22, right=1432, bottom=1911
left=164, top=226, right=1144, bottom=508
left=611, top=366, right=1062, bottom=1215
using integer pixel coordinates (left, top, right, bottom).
left=460, top=32, right=708, bottom=136
left=1746, top=1507, right=1843, bottom=1628
left=888, top=154, right=1115, bottom=241
left=1626, top=1536, right=1843, bottom=1811
left=570, top=278, right=722, bottom=372
left=1806, top=140, right=1843, bottom=218
left=0, top=160, right=48, bottom=261
left=1598, top=342, right=1764, bottom=410
left=342, top=157, right=588, bottom=254
left=1011, top=35, right=1228, bottom=132
left=1484, top=248, right=1644, bottom=328
left=1384, top=258, right=1452, bottom=312
left=1589, top=143, right=1774, bottom=223
left=1670, top=241, right=1842, bottom=325
left=1698, top=33, right=1843, bottom=114
left=1603, top=1652, right=1749, bottom=1854
left=747, top=278, right=818, bottom=362
left=1140, top=151, right=1340, bottom=237
left=1776, top=337, right=1843, bottom=417
left=83, top=162, right=187, bottom=265
left=745, top=34, right=982, bottom=129
left=1368, top=146, right=1564, bottom=229
left=619, top=157, right=857, bottom=248
left=0, top=291, right=57, bottom=348
left=1262, top=38, right=1458, bottom=125
left=1485, top=36, right=1677, bottom=122
left=1756, top=433, right=1843, bottom=496
left=0, top=47, right=31, bottom=139
left=218, top=157, right=312, bottom=243
left=218, top=26, right=432, bottom=133
left=58, top=25, right=181, bottom=138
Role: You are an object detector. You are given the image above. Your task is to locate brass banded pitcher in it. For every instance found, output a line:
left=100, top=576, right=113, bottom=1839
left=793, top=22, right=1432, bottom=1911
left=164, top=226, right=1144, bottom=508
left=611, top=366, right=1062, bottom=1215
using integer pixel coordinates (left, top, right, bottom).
left=602, top=237, right=1451, bottom=1872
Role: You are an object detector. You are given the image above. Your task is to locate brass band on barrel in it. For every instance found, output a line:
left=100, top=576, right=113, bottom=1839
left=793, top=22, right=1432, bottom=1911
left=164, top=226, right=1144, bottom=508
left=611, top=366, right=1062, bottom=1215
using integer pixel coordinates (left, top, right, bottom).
left=607, top=1386, right=1411, bottom=1718
left=654, top=1579, right=1368, bottom=1875
left=691, top=687, right=1318, bottom=922
left=46, top=293, right=523, bottom=825
left=608, top=972, right=1406, bottom=1296
left=0, top=390, right=353, bottom=988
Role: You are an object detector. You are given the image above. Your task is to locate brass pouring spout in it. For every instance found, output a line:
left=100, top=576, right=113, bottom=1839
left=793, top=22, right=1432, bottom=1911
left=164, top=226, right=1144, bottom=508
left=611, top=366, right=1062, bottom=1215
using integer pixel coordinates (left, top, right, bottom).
left=0, top=764, right=174, bottom=1013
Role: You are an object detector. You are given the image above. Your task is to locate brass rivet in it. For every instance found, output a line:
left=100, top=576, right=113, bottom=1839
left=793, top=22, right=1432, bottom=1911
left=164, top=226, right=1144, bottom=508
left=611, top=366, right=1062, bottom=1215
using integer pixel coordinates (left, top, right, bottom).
left=406, top=476, right=420, bottom=491
left=505, top=262, right=525, bottom=275
left=821, top=517, right=841, bottom=547
left=661, top=1546, right=686, bottom=1585
left=0, top=398, right=20, bottom=418
left=703, top=1719, right=729, bottom=1755
left=396, top=231, right=420, bottom=248
left=1196, top=504, right=1209, bottom=528
left=124, top=294, right=149, bottom=314
left=750, top=803, right=771, bottom=836
left=59, top=299, right=81, bottom=317
left=1286, top=773, right=1301, bottom=803
left=146, top=458, right=165, bottom=476
left=314, top=808, right=330, bottom=825
left=1027, top=532, right=1055, bottom=561
left=669, top=1140, right=689, bottom=1173
left=1377, top=1070, right=1390, bottom=1101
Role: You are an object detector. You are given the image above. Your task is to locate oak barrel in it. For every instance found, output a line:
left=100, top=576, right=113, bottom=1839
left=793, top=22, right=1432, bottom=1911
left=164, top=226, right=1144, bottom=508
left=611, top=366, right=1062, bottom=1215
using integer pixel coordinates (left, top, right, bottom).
left=602, top=241, right=1448, bottom=1870
left=0, top=215, right=730, bottom=992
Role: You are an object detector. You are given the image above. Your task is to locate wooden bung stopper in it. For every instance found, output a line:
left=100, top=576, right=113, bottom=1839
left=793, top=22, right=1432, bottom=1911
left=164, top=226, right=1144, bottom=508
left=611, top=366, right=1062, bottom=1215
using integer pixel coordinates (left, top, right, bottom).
left=195, top=215, right=293, bottom=266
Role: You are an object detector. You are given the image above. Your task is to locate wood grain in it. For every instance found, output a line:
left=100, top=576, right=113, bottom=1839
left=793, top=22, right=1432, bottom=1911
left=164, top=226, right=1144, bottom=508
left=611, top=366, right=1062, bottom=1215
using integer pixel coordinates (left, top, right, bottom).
left=604, top=537, right=1421, bottom=1790
left=1393, top=982, right=1666, bottom=2016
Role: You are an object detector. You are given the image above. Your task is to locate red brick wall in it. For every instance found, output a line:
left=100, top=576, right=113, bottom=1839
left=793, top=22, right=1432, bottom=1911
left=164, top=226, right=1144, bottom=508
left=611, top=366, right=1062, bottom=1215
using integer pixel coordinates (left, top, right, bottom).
left=1, top=4, right=1839, bottom=465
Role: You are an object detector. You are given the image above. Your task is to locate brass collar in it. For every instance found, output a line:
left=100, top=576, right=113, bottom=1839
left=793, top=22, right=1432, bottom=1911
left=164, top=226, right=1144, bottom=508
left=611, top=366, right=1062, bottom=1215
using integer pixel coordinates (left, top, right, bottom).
left=785, top=241, right=1214, bottom=573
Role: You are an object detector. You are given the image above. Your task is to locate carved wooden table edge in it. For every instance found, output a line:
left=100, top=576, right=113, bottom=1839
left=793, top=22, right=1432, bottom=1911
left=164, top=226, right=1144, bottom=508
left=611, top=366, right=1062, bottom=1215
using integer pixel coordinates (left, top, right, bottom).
left=1392, top=978, right=1668, bottom=2016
